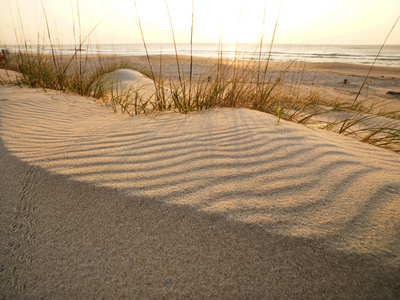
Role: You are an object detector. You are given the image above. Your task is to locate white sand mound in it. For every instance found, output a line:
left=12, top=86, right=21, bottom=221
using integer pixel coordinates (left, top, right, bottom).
left=1, top=85, right=400, bottom=298
left=100, top=68, right=154, bottom=87
left=97, top=68, right=166, bottom=105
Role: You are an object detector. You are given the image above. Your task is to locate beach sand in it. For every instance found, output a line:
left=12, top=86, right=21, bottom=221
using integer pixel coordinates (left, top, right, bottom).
left=1, top=57, right=400, bottom=298
left=129, top=55, right=400, bottom=113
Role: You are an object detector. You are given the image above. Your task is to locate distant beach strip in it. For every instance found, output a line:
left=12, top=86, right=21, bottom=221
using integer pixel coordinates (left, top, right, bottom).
left=4, top=43, right=400, bottom=67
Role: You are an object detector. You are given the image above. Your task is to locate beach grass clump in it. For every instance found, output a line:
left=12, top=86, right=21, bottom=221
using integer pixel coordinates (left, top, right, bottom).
left=2, top=1, right=399, bottom=152
left=6, top=50, right=130, bottom=95
left=93, top=72, right=154, bottom=116
left=165, top=61, right=250, bottom=112
left=3, top=47, right=151, bottom=116
left=5, top=46, right=399, bottom=151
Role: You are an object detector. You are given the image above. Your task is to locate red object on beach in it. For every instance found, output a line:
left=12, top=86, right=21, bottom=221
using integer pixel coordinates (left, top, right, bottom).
left=0, top=53, right=4, bottom=66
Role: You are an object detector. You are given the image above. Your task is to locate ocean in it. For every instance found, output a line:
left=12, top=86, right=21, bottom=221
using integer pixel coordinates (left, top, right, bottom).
left=7, top=43, right=400, bottom=67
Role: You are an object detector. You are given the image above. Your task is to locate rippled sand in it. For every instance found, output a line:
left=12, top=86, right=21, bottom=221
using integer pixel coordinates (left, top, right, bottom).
left=1, top=84, right=399, bottom=298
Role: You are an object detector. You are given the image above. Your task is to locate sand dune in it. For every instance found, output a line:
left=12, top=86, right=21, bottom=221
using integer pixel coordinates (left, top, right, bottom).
left=96, top=68, right=170, bottom=114
left=1, top=84, right=400, bottom=298
left=98, top=68, right=158, bottom=99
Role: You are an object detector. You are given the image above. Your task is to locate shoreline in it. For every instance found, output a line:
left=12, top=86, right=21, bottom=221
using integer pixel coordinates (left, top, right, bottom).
left=4, top=42, right=399, bottom=68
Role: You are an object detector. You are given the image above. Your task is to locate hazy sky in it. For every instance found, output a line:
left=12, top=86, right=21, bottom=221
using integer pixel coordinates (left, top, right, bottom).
left=1, top=0, right=399, bottom=45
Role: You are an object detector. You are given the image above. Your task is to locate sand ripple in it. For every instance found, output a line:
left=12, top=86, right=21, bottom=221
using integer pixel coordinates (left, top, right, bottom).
left=1, top=85, right=400, bottom=260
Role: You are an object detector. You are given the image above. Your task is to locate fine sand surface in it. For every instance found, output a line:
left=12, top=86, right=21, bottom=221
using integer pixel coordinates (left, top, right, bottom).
left=1, top=80, right=400, bottom=298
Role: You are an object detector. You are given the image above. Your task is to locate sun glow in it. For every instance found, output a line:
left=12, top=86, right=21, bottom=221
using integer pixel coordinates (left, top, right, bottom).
left=1, top=0, right=399, bottom=45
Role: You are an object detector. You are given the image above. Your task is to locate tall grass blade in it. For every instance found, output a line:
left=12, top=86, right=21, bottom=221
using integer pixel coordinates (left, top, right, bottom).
left=40, top=0, right=62, bottom=89
left=133, top=0, right=161, bottom=103
left=188, top=0, right=194, bottom=109
left=165, top=0, right=183, bottom=89
left=263, top=0, right=282, bottom=80
left=339, top=15, right=400, bottom=133
left=257, top=1, right=268, bottom=87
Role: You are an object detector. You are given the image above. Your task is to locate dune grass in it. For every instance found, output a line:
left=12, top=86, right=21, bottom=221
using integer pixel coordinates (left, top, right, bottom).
left=1, top=1, right=399, bottom=152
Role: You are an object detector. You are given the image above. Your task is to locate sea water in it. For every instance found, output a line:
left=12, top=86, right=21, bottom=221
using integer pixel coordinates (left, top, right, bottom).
left=6, top=43, right=400, bottom=67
